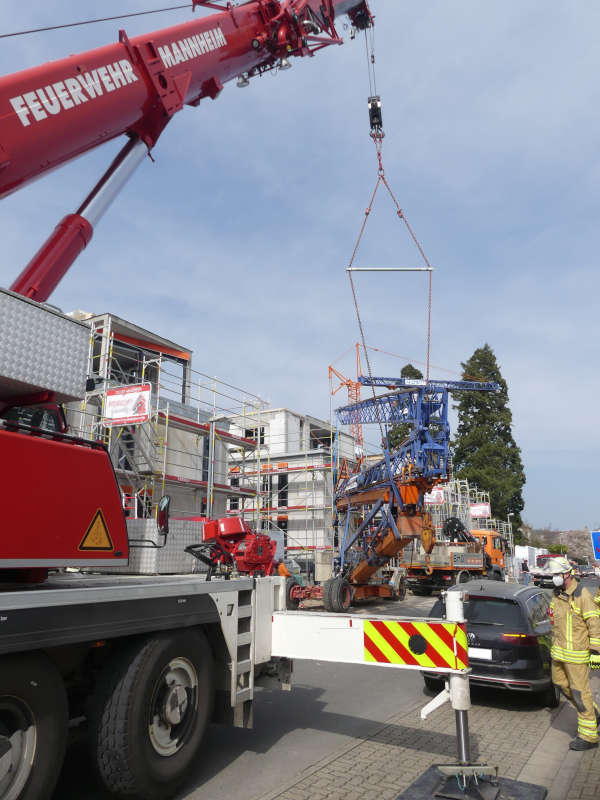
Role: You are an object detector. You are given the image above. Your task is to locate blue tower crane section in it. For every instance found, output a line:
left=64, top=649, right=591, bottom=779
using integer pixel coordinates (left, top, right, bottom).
left=323, top=377, right=499, bottom=610
left=335, top=379, right=498, bottom=506
left=358, top=377, right=499, bottom=392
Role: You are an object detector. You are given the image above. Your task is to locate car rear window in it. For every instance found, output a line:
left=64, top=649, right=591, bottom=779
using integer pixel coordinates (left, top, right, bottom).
left=465, top=597, right=524, bottom=627
left=430, top=596, right=525, bottom=627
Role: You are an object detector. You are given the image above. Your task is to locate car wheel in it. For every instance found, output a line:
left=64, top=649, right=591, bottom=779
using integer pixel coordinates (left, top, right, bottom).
left=538, top=682, right=561, bottom=709
left=423, top=675, right=444, bottom=692
left=89, top=631, right=214, bottom=800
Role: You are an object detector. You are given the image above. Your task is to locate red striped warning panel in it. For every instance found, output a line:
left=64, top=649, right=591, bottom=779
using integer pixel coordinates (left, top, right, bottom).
left=364, top=620, right=468, bottom=670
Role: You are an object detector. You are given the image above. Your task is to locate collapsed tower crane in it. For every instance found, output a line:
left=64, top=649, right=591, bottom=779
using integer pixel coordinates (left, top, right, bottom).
left=322, top=376, right=498, bottom=611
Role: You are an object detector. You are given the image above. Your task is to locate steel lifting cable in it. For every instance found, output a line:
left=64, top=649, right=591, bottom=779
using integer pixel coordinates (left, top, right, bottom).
left=348, top=28, right=434, bottom=425
left=347, top=180, right=386, bottom=444
left=0, top=5, right=193, bottom=39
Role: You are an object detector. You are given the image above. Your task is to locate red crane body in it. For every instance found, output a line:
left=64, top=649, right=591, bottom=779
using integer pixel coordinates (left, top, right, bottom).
left=0, top=0, right=372, bottom=578
left=0, top=0, right=372, bottom=301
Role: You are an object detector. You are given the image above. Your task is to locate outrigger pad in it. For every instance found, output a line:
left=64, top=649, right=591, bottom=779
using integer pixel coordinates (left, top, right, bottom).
left=396, top=766, right=547, bottom=800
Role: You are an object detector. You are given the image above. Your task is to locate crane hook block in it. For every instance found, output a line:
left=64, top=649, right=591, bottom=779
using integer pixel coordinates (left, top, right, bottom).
left=368, top=95, right=383, bottom=135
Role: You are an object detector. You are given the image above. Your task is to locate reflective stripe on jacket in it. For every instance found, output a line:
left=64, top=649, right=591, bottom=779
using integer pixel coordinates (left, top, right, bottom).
left=550, top=581, right=600, bottom=663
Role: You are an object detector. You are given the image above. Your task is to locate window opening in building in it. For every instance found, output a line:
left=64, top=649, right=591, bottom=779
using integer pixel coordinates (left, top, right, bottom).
left=202, top=439, right=209, bottom=483
left=309, top=426, right=330, bottom=450
left=230, top=477, right=239, bottom=511
left=278, top=474, right=289, bottom=508
left=117, top=428, right=135, bottom=471
left=245, top=426, right=265, bottom=445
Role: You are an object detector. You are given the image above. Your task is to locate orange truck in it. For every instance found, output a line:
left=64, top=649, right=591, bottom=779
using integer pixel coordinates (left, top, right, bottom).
left=401, top=519, right=507, bottom=595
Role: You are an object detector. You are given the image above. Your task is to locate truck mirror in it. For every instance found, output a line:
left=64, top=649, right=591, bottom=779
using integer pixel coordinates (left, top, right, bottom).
left=157, top=495, right=171, bottom=535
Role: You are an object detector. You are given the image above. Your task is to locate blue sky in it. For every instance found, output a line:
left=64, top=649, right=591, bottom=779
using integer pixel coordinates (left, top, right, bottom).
left=1, top=2, right=598, bottom=531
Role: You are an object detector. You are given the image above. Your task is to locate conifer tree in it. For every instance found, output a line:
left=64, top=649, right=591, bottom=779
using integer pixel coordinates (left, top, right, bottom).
left=452, top=344, right=525, bottom=537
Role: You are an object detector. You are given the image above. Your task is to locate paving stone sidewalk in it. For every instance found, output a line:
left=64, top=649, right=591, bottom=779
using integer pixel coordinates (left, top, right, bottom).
left=252, top=692, right=561, bottom=800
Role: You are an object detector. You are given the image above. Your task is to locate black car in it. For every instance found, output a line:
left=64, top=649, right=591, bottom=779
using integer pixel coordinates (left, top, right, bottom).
left=423, top=580, right=559, bottom=707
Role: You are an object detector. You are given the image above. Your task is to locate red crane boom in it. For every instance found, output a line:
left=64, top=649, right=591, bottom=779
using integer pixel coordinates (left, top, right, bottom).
left=0, top=0, right=372, bottom=301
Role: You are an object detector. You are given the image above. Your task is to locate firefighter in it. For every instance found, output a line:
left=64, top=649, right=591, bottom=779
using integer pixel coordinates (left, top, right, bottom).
left=547, top=556, right=600, bottom=749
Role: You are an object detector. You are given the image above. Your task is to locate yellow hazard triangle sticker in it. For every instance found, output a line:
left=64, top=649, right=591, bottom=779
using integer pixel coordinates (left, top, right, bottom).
left=79, top=509, right=114, bottom=551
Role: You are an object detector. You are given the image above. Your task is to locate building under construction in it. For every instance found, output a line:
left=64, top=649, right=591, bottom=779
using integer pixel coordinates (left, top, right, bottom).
left=224, top=408, right=356, bottom=555
left=65, top=310, right=266, bottom=519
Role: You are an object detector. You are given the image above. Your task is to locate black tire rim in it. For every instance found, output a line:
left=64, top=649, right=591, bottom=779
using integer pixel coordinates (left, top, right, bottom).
left=148, top=658, right=198, bottom=757
left=0, top=697, right=37, bottom=800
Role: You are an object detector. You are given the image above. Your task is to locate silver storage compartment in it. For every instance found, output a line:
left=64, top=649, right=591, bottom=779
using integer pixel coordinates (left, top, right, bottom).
left=101, top=518, right=208, bottom=575
left=0, top=288, right=89, bottom=402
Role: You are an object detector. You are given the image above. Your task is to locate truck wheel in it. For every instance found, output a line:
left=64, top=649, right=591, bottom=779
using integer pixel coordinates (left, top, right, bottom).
left=89, top=630, right=214, bottom=800
left=457, top=570, right=470, bottom=584
left=330, top=577, right=352, bottom=613
left=322, top=578, right=334, bottom=612
left=285, top=576, right=300, bottom=610
left=0, top=652, right=67, bottom=800
left=411, top=586, right=433, bottom=596
left=396, top=579, right=407, bottom=601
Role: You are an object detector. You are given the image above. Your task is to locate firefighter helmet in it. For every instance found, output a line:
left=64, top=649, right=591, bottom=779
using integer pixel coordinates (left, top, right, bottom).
left=547, top=556, right=573, bottom=575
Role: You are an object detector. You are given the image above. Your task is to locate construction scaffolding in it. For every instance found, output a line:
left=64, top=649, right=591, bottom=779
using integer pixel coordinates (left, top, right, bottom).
left=222, top=408, right=356, bottom=563
left=65, top=312, right=264, bottom=524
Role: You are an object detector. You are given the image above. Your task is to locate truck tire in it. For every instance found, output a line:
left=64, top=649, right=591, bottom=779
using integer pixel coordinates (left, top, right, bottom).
left=0, top=652, right=68, bottom=800
left=329, top=576, right=352, bottom=613
left=285, top=576, right=300, bottom=610
left=89, top=630, right=214, bottom=800
left=456, top=570, right=471, bottom=584
left=322, top=578, right=335, bottom=612
left=411, top=586, right=433, bottom=596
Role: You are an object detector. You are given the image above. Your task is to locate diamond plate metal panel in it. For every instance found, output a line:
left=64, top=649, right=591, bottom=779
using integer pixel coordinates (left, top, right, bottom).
left=102, top=518, right=208, bottom=575
left=0, top=288, right=89, bottom=402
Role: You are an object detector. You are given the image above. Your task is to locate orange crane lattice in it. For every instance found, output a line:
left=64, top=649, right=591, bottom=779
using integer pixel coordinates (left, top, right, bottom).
left=328, top=343, right=364, bottom=470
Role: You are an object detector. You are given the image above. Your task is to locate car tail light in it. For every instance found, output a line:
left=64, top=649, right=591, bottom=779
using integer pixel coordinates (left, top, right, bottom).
left=502, top=633, right=537, bottom=646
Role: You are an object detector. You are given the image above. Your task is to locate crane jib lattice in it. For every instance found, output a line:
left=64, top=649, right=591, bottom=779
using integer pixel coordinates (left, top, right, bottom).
left=334, top=378, right=498, bottom=499
left=358, top=376, right=499, bottom=392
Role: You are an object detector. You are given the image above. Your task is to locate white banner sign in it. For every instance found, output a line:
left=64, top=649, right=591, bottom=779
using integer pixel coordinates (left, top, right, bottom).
left=103, top=383, right=151, bottom=426
left=470, top=502, right=491, bottom=519
left=424, top=487, right=445, bottom=505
